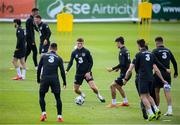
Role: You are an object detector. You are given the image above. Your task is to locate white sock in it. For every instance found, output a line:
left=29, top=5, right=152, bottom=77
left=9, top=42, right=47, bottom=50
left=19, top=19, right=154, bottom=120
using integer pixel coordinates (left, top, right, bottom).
left=22, top=68, right=26, bottom=79
left=147, top=108, right=154, bottom=116
left=112, top=99, right=116, bottom=105
left=153, top=105, right=159, bottom=112
left=123, top=97, right=128, bottom=103
left=16, top=67, right=22, bottom=77
left=42, top=112, right=46, bottom=115
left=168, top=105, right=172, bottom=113
left=57, top=115, right=62, bottom=118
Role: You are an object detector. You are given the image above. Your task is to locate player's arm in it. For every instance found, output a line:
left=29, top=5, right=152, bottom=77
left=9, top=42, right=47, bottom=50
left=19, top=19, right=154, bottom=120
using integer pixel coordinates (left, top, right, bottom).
left=124, top=63, right=134, bottom=85
left=37, top=56, right=44, bottom=83
left=16, top=29, right=24, bottom=51
left=66, top=52, right=75, bottom=73
left=170, top=51, right=178, bottom=78
left=58, top=58, right=67, bottom=88
left=153, top=64, right=168, bottom=84
left=153, top=54, right=170, bottom=73
left=85, top=51, right=93, bottom=79
left=43, top=24, right=51, bottom=45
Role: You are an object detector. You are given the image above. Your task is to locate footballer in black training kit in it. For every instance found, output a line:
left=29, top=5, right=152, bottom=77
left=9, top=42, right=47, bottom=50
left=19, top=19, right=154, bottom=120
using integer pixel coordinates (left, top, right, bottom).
left=25, top=8, right=39, bottom=69
left=106, top=36, right=131, bottom=108
left=124, top=39, right=169, bottom=121
left=66, top=38, right=105, bottom=103
left=34, top=15, right=51, bottom=55
left=12, top=19, right=26, bottom=80
left=37, top=43, right=66, bottom=122
left=152, top=36, right=178, bottom=116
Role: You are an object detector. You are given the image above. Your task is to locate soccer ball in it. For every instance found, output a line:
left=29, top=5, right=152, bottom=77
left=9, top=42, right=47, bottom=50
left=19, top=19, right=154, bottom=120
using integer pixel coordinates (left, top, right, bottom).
left=75, top=96, right=84, bottom=105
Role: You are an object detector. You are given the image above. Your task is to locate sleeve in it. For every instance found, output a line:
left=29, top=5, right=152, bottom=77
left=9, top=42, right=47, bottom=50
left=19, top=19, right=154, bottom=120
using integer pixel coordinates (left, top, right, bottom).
left=134, top=53, right=140, bottom=71
left=37, top=56, right=44, bottom=83
left=170, top=50, right=178, bottom=75
left=86, top=50, right=93, bottom=72
left=58, top=58, right=67, bottom=85
left=16, top=29, right=24, bottom=49
left=44, top=24, right=51, bottom=40
left=66, top=51, right=75, bottom=72
left=25, top=19, right=34, bottom=40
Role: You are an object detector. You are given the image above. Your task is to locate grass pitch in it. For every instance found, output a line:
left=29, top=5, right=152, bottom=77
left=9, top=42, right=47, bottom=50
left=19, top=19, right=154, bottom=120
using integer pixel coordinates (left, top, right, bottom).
left=0, top=22, right=180, bottom=124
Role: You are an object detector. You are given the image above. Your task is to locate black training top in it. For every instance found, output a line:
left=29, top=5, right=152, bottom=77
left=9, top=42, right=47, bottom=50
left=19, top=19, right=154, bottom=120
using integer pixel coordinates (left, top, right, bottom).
left=66, top=47, right=93, bottom=75
left=15, top=26, right=26, bottom=52
left=37, top=51, right=66, bottom=85
left=37, top=22, right=51, bottom=43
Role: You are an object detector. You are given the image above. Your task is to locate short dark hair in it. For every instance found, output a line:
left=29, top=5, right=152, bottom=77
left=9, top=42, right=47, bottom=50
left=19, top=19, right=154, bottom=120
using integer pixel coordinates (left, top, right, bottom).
left=50, top=43, right=57, bottom=49
left=155, top=36, right=163, bottom=43
left=32, top=8, right=39, bottom=12
left=77, top=38, right=84, bottom=42
left=13, top=19, right=21, bottom=26
left=137, top=39, right=146, bottom=48
left=34, top=15, right=41, bottom=19
left=115, top=36, right=124, bottom=44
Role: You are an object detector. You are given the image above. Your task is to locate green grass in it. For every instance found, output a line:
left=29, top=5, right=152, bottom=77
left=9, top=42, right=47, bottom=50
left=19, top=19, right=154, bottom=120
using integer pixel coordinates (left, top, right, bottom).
left=0, top=22, right=180, bottom=124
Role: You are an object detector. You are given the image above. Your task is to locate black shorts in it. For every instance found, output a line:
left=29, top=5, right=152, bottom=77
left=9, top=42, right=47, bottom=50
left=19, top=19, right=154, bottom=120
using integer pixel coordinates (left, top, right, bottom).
left=154, top=71, right=171, bottom=88
left=74, top=72, right=94, bottom=85
left=40, top=77, right=60, bottom=94
left=14, top=50, right=25, bottom=59
left=115, top=72, right=132, bottom=86
left=138, top=80, right=153, bottom=94
left=39, top=43, right=50, bottom=54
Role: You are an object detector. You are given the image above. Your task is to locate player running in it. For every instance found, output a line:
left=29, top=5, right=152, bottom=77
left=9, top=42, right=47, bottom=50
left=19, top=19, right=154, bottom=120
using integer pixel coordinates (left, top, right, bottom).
left=12, top=19, right=26, bottom=80
left=25, top=8, right=39, bottom=69
left=37, top=43, right=66, bottom=122
left=34, top=15, right=51, bottom=56
left=152, top=36, right=178, bottom=116
left=106, top=36, right=131, bottom=108
left=66, top=38, right=105, bottom=103
left=124, top=39, right=169, bottom=121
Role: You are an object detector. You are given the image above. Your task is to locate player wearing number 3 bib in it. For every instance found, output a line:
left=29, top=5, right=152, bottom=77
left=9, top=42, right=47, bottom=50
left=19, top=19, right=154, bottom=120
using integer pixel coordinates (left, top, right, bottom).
left=152, top=37, right=178, bottom=116
left=66, top=38, right=105, bottom=103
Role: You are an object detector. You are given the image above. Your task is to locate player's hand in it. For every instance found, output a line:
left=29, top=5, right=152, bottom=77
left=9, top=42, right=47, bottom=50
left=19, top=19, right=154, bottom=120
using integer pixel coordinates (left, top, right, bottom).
left=166, top=69, right=171, bottom=74
left=106, top=67, right=113, bottom=72
left=15, top=48, right=19, bottom=51
left=43, top=39, right=48, bottom=45
left=174, top=73, right=178, bottom=78
left=162, top=80, right=168, bottom=85
left=65, top=71, right=68, bottom=75
left=85, top=72, right=91, bottom=80
left=115, top=68, right=120, bottom=72
left=63, top=84, right=66, bottom=89
left=123, top=79, right=127, bottom=85
left=32, top=42, right=35, bottom=45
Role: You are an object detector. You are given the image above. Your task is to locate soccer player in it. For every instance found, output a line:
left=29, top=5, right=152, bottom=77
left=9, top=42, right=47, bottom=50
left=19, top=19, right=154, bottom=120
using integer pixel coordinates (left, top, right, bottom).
left=106, top=36, right=131, bottom=107
left=124, top=39, right=169, bottom=121
left=37, top=43, right=66, bottom=122
left=66, top=38, right=105, bottom=103
left=34, top=15, right=51, bottom=56
left=152, top=36, right=178, bottom=116
left=12, top=19, right=26, bottom=80
left=25, top=8, right=39, bottom=69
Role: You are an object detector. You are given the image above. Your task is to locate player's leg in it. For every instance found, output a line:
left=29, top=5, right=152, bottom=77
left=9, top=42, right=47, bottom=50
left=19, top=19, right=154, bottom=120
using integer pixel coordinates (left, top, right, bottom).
left=31, top=43, right=38, bottom=68
left=87, top=80, right=105, bottom=102
left=12, top=57, right=22, bottom=80
left=155, top=88, right=160, bottom=106
left=164, top=88, right=173, bottom=116
left=51, top=78, right=64, bottom=122
left=20, top=57, right=26, bottom=79
left=74, top=75, right=85, bottom=98
left=25, top=42, right=31, bottom=62
left=39, top=80, right=49, bottom=121
left=114, top=76, right=129, bottom=106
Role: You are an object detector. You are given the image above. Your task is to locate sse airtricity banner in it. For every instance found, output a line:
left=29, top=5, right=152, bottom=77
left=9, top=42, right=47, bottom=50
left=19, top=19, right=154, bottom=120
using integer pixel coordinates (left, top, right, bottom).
left=37, top=0, right=139, bottom=22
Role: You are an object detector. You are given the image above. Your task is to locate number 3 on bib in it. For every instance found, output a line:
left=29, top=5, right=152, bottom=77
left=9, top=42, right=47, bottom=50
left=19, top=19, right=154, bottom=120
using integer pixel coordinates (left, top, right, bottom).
left=78, top=57, right=83, bottom=64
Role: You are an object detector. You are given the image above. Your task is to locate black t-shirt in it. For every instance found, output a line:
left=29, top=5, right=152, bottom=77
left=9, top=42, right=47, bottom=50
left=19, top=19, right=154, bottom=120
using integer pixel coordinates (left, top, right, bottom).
left=133, top=49, right=156, bottom=81
left=37, top=51, right=66, bottom=85
left=25, top=15, right=38, bottom=41
left=152, top=46, right=178, bottom=74
left=15, top=27, right=25, bottom=52
left=66, top=47, right=93, bottom=75
left=112, top=46, right=131, bottom=74
left=38, top=22, right=51, bottom=43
